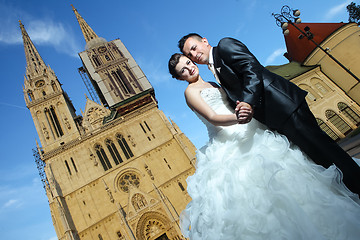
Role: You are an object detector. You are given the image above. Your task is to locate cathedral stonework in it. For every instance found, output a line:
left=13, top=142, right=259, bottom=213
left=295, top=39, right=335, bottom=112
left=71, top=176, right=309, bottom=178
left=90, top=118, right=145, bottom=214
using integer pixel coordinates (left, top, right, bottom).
left=22, top=6, right=196, bottom=240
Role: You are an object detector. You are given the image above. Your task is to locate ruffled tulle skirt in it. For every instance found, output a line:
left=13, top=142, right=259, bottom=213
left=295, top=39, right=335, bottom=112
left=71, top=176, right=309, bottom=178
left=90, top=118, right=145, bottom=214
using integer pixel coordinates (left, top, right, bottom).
left=180, top=122, right=360, bottom=240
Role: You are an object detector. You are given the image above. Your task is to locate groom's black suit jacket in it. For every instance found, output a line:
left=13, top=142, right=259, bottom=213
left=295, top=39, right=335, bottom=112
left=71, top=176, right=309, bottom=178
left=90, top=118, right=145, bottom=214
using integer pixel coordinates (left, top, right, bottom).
left=212, top=37, right=360, bottom=196
left=212, top=37, right=307, bottom=129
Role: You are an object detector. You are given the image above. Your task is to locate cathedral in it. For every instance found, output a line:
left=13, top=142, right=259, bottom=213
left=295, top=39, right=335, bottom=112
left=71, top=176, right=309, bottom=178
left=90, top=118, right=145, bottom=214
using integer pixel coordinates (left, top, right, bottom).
left=21, top=5, right=196, bottom=240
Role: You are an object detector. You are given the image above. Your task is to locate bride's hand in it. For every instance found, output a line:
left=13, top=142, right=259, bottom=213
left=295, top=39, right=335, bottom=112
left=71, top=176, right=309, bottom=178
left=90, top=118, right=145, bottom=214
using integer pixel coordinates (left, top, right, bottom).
left=235, top=101, right=253, bottom=124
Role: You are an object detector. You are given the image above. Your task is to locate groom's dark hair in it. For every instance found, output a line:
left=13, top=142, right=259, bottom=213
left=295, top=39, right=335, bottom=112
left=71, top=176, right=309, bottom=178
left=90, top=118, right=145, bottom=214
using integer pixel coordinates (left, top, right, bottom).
left=178, top=33, right=203, bottom=52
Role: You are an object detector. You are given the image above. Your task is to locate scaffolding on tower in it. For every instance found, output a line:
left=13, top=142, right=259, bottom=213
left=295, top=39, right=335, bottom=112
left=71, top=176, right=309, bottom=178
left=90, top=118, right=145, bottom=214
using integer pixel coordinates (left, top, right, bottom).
left=78, top=66, right=101, bottom=105
left=33, top=148, right=48, bottom=192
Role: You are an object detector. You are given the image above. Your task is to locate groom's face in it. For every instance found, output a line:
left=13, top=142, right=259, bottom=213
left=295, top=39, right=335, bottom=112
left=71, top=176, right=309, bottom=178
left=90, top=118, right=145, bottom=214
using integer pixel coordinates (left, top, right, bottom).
left=182, top=37, right=211, bottom=65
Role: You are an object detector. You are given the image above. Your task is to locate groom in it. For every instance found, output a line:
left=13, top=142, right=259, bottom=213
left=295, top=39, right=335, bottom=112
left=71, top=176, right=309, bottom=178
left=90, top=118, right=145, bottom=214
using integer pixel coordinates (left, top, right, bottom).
left=178, top=33, right=360, bottom=196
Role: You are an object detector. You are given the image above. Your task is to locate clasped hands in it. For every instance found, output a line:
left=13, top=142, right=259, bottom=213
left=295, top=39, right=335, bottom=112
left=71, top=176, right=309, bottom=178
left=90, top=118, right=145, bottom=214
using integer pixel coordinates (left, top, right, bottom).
left=235, top=101, right=253, bottom=124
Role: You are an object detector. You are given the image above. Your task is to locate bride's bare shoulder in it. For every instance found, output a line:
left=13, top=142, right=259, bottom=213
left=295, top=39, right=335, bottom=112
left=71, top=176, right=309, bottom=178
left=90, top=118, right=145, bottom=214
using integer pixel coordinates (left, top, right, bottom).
left=184, top=85, right=201, bottom=96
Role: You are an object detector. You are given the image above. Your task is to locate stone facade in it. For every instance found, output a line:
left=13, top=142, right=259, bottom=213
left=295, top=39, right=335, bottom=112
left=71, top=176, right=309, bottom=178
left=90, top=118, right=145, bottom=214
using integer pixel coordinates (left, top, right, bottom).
left=21, top=6, right=196, bottom=240
left=303, top=23, right=360, bottom=103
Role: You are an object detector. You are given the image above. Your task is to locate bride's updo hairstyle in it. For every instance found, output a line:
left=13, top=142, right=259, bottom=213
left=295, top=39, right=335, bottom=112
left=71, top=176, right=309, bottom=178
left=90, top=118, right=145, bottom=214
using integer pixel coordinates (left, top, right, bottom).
left=168, top=53, right=183, bottom=80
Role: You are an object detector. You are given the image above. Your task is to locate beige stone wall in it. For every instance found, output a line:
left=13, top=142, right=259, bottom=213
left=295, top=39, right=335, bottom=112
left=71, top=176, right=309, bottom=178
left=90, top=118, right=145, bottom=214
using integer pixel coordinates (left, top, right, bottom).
left=291, top=66, right=360, bottom=140
left=45, top=98, right=196, bottom=240
left=304, top=23, right=360, bottom=104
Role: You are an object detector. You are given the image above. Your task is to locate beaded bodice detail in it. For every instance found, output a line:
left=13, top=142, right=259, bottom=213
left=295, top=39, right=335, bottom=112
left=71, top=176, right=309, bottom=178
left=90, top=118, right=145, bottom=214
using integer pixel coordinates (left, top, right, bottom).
left=195, top=87, right=257, bottom=141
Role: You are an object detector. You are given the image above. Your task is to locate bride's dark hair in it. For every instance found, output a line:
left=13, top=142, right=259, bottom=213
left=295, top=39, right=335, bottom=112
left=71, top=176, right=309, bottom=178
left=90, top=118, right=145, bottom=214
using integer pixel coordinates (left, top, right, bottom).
left=168, top=53, right=183, bottom=79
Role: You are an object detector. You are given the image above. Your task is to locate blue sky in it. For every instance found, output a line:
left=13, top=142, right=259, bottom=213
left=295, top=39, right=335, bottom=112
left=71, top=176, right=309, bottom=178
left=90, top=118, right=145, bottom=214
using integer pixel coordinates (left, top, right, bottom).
left=0, top=0, right=355, bottom=239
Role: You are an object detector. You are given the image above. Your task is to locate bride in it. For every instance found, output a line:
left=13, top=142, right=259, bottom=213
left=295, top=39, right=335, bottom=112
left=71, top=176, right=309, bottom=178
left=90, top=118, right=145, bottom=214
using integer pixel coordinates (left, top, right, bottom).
left=168, top=53, right=360, bottom=240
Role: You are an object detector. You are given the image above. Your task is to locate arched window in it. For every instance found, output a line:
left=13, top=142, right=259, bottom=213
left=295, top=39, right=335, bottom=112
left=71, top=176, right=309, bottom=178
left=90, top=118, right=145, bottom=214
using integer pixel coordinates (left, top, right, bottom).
left=27, top=90, right=34, bottom=102
left=118, top=67, right=135, bottom=93
left=325, top=110, right=352, bottom=135
left=112, top=43, right=124, bottom=57
left=139, top=123, right=146, bottom=133
left=45, top=106, right=63, bottom=138
left=124, top=65, right=139, bottom=87
left=95, top=144, right=112, bottom=171
left=314, top=82, right=329, bottom=95
left=111, top=70, right=132, bottom=94
left=106, top=139, right=123, bottom=165
left=338, top=102, right=360, bottom=126
left=65, top=160, right=72, bottom=175
left=116, top=134, right=134, bottom=159
left=316, top=118, right=339, bottom=141
left=298, top=84, right=317, bottom=102
left=144, top=121, right=151, bottom=131
left=178, top=182, right=185, bottom=191
left=310, top=77, right=330, bottom=96
left=92, top=55, right=101, bottom=67
left=50, top=106, right=63, bottom=135
left=163, top=158, right=171, bottom=170
left=51, top=81, right=58, bottom=92
left=98, top=234, right=103, bottom=240
left=139, top=121, right=155, bottom=141
left=71, top=157, right=78, bottom=173
left=306, top=92, right=316, bottom=102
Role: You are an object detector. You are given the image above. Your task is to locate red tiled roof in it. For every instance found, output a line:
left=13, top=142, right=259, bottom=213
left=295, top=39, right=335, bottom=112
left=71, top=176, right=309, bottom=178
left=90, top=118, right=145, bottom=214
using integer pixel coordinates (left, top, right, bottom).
left=284, top=23, right=346, bottom=63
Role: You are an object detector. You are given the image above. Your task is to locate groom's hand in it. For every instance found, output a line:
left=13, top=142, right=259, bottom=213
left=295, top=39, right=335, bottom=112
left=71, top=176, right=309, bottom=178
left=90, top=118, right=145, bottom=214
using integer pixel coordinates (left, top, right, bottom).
left=235, top=101, right=253, bottom=124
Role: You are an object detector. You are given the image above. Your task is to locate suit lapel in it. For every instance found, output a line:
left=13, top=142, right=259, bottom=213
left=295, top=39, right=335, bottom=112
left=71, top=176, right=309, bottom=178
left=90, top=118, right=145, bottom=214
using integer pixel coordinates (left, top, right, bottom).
left=213, top=47, right=223, bottom=73
left=212, top=47, right=223, bottom=80
left=212, top=47, right=220, bottom=68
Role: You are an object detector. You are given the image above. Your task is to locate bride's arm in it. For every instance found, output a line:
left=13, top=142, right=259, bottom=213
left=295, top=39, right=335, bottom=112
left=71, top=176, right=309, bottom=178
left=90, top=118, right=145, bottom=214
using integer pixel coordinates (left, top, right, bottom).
left=185, top=88, right=238, bottom=126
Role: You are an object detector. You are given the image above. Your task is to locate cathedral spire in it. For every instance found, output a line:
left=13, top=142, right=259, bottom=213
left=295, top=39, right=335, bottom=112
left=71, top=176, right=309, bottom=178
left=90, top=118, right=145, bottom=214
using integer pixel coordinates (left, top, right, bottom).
left=71, top=4, right=99, bottom=43
left=19, top=20, right=46, bottom=77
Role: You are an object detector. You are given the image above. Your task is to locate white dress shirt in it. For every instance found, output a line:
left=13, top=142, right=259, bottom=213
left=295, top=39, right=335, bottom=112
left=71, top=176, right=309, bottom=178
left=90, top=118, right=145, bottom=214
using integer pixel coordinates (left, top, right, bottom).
left=208, top=47, right=221, bottom=84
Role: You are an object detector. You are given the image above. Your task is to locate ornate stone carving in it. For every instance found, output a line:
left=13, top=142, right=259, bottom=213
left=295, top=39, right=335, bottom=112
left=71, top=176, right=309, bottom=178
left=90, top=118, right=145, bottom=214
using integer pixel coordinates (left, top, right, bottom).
left=131, top=193, right=147, bottom=211
left=117, top=171, right=140, bottom=193
left=144, top=164, right=154, bottom=180
left=135, top=212, right=170, bottom=240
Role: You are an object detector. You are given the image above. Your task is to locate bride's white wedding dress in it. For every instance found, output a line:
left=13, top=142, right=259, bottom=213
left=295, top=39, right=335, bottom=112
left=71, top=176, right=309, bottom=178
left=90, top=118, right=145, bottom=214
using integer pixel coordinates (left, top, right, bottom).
left=180, top=87, right=360, bottom=240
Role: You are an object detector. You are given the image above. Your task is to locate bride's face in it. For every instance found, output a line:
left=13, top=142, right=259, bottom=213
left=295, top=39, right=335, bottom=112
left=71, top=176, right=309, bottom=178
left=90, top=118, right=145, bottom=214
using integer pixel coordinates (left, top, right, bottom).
left=175, top=56, right=199, bottom=83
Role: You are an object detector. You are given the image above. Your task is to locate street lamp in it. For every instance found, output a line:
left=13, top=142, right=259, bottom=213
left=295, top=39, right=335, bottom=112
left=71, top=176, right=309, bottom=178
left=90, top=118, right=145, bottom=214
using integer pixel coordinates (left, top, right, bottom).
left=272, top=5, right=360, bottom=84
left=273, top=5, right=301, bottom=36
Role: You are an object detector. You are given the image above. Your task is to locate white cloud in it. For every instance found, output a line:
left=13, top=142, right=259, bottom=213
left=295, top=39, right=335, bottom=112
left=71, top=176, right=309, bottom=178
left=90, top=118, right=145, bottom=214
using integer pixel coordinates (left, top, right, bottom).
left=265, top=48, right=287, bottom=65
left=0, top=101, right=28, bottom=110
left=234, top=23, right=246, bottom=37
left=25, top=20, right=81, bottom=57
left=3, top=199, right=23, bottom=209
left=136, top=57, right=171, bottom=85
left=0, top=174, right=53, bottom=239
left=0, top=174, right=45, bottom=212
left=48, top=237, right=58, bottom=240
left=0, top=2, right=81, bottom=57
left=0, top=2, right=23, bottom=44
left=323, top=0, right=352, bottom=21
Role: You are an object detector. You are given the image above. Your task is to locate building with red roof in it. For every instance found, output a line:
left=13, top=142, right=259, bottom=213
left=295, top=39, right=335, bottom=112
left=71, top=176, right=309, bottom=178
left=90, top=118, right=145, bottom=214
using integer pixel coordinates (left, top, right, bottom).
left=267, top=22, right=360, bottom=146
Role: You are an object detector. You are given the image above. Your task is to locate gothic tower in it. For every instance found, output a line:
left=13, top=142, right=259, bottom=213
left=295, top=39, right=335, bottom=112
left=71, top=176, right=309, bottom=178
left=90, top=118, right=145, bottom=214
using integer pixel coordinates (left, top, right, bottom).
left=73, top=5, right=152, bottom=108
left=20, top=20, right=81, bottom=153
left=21, top=20, right=80, bottom=240
left=22, top=6, right=196, bottom=240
